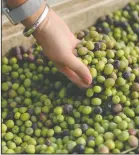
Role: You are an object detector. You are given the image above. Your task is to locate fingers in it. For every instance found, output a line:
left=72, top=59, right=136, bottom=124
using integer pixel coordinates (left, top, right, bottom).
left=56, top=64, right=91, bottom=88
left=64, top=54, right=92, bottom=85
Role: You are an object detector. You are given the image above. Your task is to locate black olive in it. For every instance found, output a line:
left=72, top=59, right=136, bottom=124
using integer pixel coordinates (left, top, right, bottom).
left=72, top=144, right=85, bottom=154
left=6, top=113, right=14, bottom=120
left=63, top=104, right=73, bottom=114
left=28, top=108, right=34, bottom=115
left=87, top=136, right=95, bottom=142
left=96, top=26, right=103, bottom=33
left=83, top=29, right=89, bottom=36
left=32, top=123, right=37, bottom=129
left=106, top=16, right=114, bottom=25
left=81, top=124, right=89, bottom=132
left=113, top=60, right=120, bottom=69
left=45, top=139, right=52, bottom=146
left=93, top=42, right=102, bottom=51
left=94, top=106, right=103, bottom=114
left=123, top=71, right=131, bottom=79
left=61, top=130, right=70, bottom=137
left=114, top=21, right=128, bottom=29
left=124, top=5, right=131, bottom=12
left=103, top=27, right=111, bottom=34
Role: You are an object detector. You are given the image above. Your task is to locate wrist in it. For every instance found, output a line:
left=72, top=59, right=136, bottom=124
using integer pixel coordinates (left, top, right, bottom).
left=22, top=3, right=46, bottom=29
left=33, top=8, right=51, bottom=38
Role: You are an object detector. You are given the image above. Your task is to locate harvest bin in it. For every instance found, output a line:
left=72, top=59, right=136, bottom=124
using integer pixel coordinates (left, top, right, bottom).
left=2, top=0, right=139, bottom=154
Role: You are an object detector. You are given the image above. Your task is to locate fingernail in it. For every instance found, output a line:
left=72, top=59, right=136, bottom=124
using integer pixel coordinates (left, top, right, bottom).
left=84, top=76, right=92, bottom=85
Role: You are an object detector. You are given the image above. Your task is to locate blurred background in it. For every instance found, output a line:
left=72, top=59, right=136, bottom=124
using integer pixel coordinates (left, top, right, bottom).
left=2, top=0, right=66, bottom=8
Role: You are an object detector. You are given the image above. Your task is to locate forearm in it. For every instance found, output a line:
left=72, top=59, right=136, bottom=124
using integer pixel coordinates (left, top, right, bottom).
left=6, top=0, right=46, bottom=28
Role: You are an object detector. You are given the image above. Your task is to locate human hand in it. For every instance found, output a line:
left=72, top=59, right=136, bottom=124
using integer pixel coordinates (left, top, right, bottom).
left=33, top=9, right=92, bottom=88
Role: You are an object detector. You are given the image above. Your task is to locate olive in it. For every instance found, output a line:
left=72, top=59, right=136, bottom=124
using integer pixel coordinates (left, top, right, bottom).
left=63, top=104, right=73, bottom=114
left=2, top=2, right=139, bottom=154
left=61, top=130, right=70, bottom=137
left=113, top=60, right=120, bottom=69
left=81, top=124, right=89, bottom=132
left=72, top=144, right=85, bottom=154
left=77, top=31, right=85, bottom=40
left=123, top=71, right=131, bottom=79
left=132, top=83, right=139, bottom=91
left=94, top=106, right=103, bottom=114
left=93, top=42, right=102, bottom=51
left=113, top=104, right=123, bottom=113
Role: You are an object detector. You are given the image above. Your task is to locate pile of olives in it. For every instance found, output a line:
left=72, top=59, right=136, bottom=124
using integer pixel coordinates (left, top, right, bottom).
left=2, top=2, right=139, bottom=154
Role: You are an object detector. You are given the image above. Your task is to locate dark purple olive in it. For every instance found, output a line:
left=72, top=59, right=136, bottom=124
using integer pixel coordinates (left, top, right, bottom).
left=45, top=139, right=52, bottom=146
left=6, top=113, right=14, bottom=120
left=124, top=5, right=131, bottom=11
left=114, top=21, right=128, bottom=29
left=63, top=104, right=73, bottom=114
left=103, top=27, right=111, bottom=34
left=83, top=29, right=89, bottom=36
left=106, top=16, right=114, bottom=25
left=123, top=71, right=131, bottom=79
left=94, top=106, right=103, bottom=114
left=61, top=130, right=70, bottom=137
left=93, top=42, right=101, bottom=51
left=28, top=109, right=34, bottom=115
left=87, top=136, right=95, bottom=142
left=32, top=123, right=37, bottom=129
left=113, top=60, right=120, bottom=69
left=96, top=26, right=103, bottom=33
left=81, top=124, right=89, bottom=132
left=72, top=144, right=85, bottom=154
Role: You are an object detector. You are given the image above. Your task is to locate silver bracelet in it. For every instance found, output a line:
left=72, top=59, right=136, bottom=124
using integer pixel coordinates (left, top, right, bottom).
left=23, top=4, right=49, bottom=37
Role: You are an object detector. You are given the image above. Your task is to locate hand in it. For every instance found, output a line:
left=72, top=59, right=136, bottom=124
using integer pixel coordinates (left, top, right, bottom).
left=34, top=9, right=92, bottom=88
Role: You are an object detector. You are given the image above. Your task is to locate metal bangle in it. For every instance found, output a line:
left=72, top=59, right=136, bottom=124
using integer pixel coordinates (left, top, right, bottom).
left=23, top=4, right=49, bottom=37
